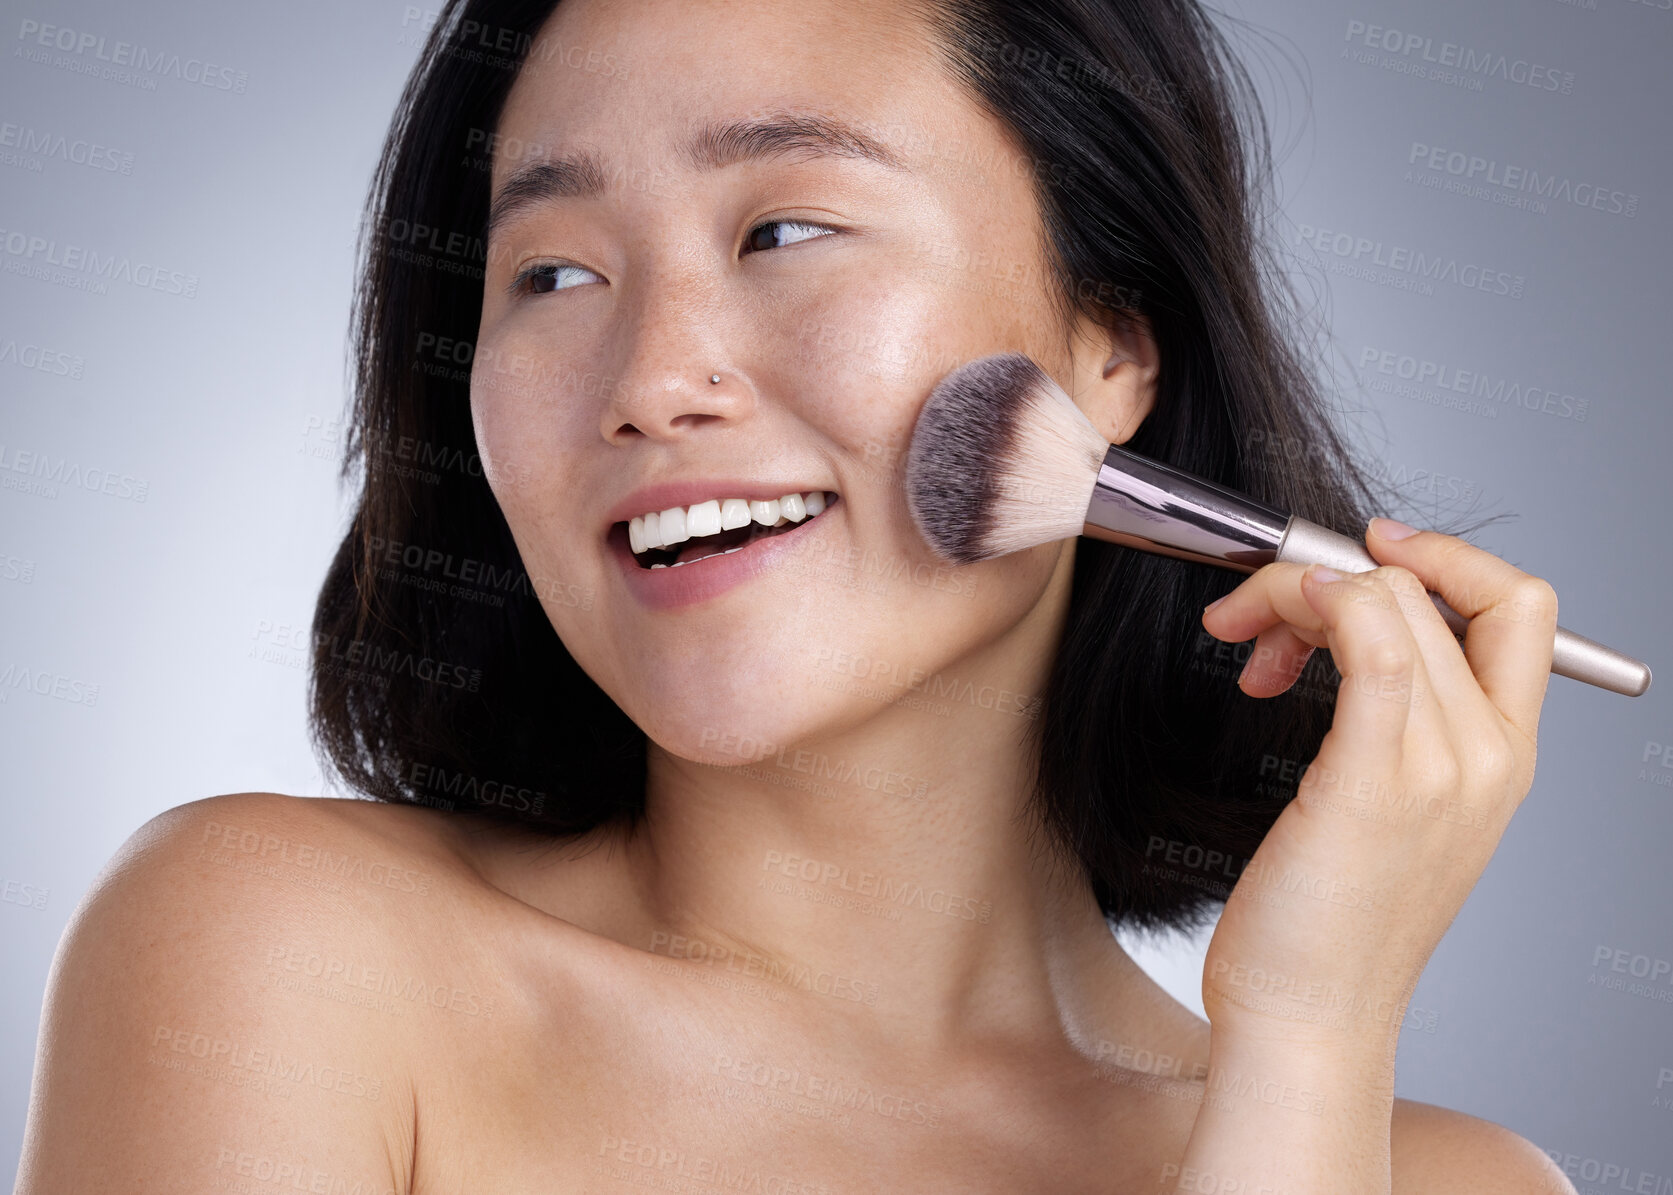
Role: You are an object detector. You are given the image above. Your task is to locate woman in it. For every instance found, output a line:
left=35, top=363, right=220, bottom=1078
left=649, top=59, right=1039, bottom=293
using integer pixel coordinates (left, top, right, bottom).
left=16, top=0, right=1576, bottom=1190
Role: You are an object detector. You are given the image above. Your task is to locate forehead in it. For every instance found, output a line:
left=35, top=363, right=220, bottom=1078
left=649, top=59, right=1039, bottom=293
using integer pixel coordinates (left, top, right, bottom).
left=491, top=0, right=988, bottom=182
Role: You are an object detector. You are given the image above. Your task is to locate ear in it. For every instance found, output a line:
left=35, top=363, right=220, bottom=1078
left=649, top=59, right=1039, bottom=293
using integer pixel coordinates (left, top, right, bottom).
left=1065, top=308, right=1158, bottom=445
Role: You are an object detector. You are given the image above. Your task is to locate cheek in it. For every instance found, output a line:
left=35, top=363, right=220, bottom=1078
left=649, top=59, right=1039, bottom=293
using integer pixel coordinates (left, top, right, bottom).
left=467, top=317, right=602, bottom=488
left=467, top=370, right=593, bottom=596
left=469, top=380, right=539, bottom=522
left=770, top=264, right=965, bottom=497
left=768, top=227, right=1055, bottom=471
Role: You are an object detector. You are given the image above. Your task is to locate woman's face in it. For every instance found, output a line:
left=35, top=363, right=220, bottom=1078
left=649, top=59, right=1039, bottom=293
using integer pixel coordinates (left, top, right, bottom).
left=472, top=0, right=1100, bottom=761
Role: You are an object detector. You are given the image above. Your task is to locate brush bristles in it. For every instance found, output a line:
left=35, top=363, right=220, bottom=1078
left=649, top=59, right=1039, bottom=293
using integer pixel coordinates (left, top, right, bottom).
left=904, top=352, right=1109, bottom=564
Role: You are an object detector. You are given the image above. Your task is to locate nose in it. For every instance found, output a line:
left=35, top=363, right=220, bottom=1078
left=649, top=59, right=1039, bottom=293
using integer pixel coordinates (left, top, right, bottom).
left=599, top=271, right=754, bottom=443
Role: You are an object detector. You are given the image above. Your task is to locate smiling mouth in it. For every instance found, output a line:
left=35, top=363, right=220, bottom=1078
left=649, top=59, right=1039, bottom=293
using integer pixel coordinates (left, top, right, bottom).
left=621, top=492, right=839, bottom=569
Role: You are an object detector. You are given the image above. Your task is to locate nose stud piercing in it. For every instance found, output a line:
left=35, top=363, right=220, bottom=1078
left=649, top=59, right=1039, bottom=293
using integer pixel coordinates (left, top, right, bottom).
left=709, top=374, right=721, bottom=384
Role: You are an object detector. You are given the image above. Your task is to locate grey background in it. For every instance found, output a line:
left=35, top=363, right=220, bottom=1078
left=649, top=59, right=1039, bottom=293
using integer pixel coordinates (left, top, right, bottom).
left=1, top=0, right=1667, bottom=1186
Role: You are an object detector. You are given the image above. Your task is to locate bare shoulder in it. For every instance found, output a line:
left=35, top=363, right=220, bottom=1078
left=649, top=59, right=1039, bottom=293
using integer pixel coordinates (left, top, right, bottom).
left=150, top=788, right=489, bottom=879
left=1391, top=1097, right=1576, bottom=1194
left=14, top=791, right=485, bottom=1195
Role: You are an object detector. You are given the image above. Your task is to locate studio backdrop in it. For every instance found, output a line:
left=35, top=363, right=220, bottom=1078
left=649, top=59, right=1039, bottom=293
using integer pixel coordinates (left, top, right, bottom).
left=1, top=0, right=1669, bottom=1186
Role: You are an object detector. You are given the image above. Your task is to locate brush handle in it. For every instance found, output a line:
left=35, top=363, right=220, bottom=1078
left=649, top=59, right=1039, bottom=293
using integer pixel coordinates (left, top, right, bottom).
left=1278, top=516, right=1652, bottom=698
left=1080, top=443, right=1652, bottom=696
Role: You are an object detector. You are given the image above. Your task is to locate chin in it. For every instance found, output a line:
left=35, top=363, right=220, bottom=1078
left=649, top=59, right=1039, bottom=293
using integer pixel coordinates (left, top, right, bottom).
left=612, top=645, right=791, bottom=756
left=640, top=702, right=826, bottom=768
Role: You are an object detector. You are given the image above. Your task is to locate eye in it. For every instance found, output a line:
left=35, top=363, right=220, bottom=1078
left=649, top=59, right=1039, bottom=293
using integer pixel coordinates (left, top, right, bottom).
left=510, top=261, right=603, bottom=297
left=742, top=220, right=836, bottom=254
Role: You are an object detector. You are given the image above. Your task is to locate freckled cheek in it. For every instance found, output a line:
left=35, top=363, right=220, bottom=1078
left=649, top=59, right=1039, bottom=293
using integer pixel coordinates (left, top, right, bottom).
left=482, top=469, right=607, bottom=671
left=468, top=368, right=589, bottom=556
left=770, top=272, right=956, bottom=462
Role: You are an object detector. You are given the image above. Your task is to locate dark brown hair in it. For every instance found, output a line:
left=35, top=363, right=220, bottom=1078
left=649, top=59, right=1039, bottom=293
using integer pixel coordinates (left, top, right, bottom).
left=309, top=0, right=1488, bottom=934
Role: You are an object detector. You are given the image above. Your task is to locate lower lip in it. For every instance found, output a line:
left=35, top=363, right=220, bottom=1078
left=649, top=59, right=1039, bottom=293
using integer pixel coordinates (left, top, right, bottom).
left=608, top=497, right=841, bottom=611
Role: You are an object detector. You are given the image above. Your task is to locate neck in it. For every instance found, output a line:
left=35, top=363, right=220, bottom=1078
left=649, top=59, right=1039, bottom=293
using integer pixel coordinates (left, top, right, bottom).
left=609, top=568, right=1149, bottom=1058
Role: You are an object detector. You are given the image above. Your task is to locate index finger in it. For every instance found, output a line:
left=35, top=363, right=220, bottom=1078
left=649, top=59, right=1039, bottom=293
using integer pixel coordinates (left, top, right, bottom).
left=1363, top=521, right=1559, bottom=745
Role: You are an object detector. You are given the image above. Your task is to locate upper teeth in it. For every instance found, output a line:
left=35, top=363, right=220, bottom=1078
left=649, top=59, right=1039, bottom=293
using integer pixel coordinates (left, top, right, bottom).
left=628, top=490, right=830, bottom=555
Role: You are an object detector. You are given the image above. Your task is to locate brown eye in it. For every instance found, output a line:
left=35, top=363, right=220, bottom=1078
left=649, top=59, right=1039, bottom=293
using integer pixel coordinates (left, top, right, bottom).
left=511, top=262, right=601, bottom=297
left=743, top=220, right=834, bottom=254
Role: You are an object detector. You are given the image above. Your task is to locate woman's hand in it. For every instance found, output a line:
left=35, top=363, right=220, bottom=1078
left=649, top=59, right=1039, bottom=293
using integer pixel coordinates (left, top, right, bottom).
left=1166, top=516, right=1562, bottom=1193
left=1195, top=516, right=1559, bottom=1050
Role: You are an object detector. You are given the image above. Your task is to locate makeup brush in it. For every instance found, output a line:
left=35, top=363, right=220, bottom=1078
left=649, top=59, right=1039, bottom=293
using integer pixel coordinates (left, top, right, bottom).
left=903, top=352, right=1652, bottom=697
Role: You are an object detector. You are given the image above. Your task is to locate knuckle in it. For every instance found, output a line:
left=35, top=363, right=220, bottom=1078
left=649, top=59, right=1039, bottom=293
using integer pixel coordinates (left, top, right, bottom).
left=1484, top=753, right=1516, bottom=790
left=1331, top=585, right=1416, bottom=669
left=1338, top=574, right=1395, bottom=614
left=1467, top=734, right=1518, bottom=789
left=1506, top=575, right=1559, bottom=627
left=1375, top=564, right=1424, bottom=595
left=1358, top=635, right=1415, bottom=678
left=1364, top=576, right=1401, bottom=611
left=1375, top=567, right=1439, bottom=622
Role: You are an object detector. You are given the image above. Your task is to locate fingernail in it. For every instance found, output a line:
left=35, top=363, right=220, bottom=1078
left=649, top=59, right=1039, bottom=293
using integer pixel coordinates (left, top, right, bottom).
left=1204, top=595, right=1228, bottom=614
left=1307, top=565, right=1345, bottom=585
left=1369, top=516, right=1419, bottom=540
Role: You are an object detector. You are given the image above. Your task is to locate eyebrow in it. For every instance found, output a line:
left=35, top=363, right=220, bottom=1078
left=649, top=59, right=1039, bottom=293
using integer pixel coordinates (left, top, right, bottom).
left=485, top=111, right=909, bottom=240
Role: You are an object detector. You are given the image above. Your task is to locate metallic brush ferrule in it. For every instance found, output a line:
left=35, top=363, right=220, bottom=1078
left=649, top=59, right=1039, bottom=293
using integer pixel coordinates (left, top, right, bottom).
left=1081, top=442, right=1287, bottom=570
